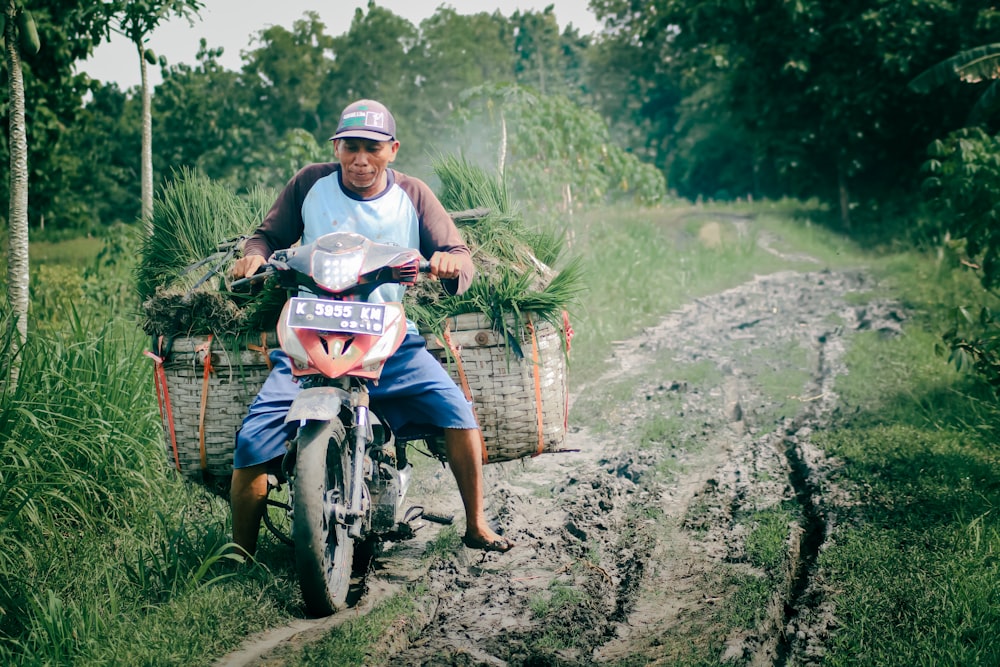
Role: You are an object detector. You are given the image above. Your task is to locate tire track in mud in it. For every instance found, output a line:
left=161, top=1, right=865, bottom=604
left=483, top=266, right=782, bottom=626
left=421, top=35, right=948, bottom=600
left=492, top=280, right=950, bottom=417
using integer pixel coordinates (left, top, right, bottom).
left=218, top=267, right=906, bottom=666
left=381, top=269, right=907, bottom=666
left=621, top=270, right=904, bottom=666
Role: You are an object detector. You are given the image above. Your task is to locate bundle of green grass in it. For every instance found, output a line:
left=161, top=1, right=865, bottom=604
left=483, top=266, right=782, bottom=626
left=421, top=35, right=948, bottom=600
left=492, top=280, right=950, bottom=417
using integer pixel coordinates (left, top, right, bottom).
left=407, top=155, right=583, bottom=338
left=137, top=160, right=581, bottom=341
left=136, top=167, right=283, bottom=339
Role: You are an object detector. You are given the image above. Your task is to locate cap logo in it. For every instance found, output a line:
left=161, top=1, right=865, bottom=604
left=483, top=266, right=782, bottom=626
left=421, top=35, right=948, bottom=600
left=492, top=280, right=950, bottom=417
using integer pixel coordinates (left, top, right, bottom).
left=341, top=110, right=386, bottom=131
left=331, top=100, right=395, bottom=141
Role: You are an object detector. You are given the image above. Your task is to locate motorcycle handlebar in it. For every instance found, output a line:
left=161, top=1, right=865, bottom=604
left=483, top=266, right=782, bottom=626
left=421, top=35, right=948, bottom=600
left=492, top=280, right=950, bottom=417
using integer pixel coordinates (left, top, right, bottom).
left=229, top=266, right=272, bottom=292
left=231, top=259, right=431, bottom=292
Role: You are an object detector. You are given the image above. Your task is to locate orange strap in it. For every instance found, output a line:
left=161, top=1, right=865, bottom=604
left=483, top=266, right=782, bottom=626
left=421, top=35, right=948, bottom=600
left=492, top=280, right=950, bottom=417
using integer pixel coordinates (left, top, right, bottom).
left=526, top=318, right=546, bottom=456
left=145, top=347, right=181, bottom=472
left=195, top=335, right=215, bottom=471
left=247, top=331, right=272, bottom=370
left=562, top=310, right=573, bottom=430
left=441, top=321, right=489, bottom=464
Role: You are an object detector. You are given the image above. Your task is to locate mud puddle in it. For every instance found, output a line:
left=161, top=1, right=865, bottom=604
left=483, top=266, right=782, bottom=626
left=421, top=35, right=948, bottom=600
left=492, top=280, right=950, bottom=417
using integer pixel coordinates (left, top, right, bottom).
left=219, top=268, right=906, bottom=666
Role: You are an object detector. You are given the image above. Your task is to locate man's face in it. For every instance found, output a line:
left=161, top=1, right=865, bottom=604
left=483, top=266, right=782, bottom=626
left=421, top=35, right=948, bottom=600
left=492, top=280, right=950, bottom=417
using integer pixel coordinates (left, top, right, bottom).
left=334, top=138, right=399, bottom=197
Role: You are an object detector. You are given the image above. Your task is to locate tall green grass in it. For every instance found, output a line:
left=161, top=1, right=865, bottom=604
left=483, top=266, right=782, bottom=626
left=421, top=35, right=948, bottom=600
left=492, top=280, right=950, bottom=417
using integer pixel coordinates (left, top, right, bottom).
left=136, top=168, right=275, bottom=301
left=0, top=234, right=293, bottom=665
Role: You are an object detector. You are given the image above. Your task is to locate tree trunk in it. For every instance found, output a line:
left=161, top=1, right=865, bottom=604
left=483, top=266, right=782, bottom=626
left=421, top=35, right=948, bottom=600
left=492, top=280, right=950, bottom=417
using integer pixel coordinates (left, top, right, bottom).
left=838, top=163, right=851, bottom=230
left=140, top=42, right=153, bottom=229
left=5, top=2, right=30, bottom=389
left=498, top=111, right=507, bottom=181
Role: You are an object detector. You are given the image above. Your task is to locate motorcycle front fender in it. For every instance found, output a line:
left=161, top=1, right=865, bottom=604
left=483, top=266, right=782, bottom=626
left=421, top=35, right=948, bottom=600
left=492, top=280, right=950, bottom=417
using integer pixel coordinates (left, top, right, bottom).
left=285, top=386, right=351, bottom=423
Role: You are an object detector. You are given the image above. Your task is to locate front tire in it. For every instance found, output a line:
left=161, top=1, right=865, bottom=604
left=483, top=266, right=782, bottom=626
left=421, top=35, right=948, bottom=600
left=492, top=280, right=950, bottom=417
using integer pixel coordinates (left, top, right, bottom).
left=291, top=419, right=354, bottom=616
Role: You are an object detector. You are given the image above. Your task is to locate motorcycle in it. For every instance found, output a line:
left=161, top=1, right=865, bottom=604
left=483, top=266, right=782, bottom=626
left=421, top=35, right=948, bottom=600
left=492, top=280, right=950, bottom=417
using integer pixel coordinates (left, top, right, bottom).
left=233, top=231, right=442, bottom=616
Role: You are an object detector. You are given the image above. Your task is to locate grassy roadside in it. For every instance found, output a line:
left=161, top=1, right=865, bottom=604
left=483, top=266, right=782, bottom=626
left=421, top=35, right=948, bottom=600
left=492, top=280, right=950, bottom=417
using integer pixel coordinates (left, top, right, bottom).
left=2, top=200, right=998, bottom=664
left=811, top=259, right=1000, bottom=665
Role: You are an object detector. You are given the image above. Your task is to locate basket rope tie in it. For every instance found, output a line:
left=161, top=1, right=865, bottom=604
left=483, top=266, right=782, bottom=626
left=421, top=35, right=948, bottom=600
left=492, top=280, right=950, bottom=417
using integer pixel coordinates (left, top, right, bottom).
left=526, top=317, right=546, bottom=457
left=144, top=338, right=181, bottom=472
left=195, top=335, right=215, bottom=472
left=246, top=331, right=273, bottom=370
left=441, top=321, right=489, bottom=464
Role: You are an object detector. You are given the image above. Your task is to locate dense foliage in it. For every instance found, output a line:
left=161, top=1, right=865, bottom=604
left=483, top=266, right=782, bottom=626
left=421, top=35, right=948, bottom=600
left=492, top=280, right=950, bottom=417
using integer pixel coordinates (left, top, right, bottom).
left=2, top=1, right=999, bottom=236
left=589, top=0, right=997, bottom=223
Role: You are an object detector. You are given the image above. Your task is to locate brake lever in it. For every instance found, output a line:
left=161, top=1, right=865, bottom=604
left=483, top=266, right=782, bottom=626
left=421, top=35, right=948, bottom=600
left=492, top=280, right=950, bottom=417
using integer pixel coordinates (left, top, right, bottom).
left=229, top=265, right=273, bottom=292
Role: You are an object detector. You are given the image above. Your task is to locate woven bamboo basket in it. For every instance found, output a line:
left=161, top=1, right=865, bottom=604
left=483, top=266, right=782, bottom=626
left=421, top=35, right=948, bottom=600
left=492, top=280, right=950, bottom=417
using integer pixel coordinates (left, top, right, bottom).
left=147, top=333, right=276, bottom=483
left=422, top=312, right=569, bottom=463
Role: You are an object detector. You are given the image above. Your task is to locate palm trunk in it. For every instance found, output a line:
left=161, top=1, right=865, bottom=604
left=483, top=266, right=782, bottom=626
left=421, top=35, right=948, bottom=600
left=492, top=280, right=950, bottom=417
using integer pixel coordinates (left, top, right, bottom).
left=6, top=3, right=30, bottom=389
left=140, top=42, right=153, bottom=230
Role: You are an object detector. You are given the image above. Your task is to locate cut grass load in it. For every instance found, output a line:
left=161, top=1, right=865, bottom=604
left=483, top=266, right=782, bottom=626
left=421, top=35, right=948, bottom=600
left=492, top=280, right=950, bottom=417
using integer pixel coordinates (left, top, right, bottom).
left=137, top=168, right=282, bottom=338
left=406, top=154, right=584, bottom=337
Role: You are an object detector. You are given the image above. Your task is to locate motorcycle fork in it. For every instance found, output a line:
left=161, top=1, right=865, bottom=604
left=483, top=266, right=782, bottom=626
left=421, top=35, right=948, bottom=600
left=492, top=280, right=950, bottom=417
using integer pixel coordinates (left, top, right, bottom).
left=348, top=388, right=371, bottom=539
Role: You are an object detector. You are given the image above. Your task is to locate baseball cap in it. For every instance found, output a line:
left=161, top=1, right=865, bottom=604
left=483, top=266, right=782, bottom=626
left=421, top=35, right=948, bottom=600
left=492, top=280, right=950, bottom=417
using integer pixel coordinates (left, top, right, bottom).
left=330, top=99, right=396, bottom=142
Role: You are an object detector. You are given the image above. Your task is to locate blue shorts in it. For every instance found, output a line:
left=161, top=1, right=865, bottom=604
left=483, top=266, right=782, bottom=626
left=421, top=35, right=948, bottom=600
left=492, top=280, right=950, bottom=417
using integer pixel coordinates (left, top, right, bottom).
left=233, top=332, right=478, bottom=468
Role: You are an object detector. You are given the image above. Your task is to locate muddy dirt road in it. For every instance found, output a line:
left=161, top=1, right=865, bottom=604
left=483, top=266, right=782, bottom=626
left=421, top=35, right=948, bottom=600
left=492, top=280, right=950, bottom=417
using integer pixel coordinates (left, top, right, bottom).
left=220, top=267, right=905, bottom=666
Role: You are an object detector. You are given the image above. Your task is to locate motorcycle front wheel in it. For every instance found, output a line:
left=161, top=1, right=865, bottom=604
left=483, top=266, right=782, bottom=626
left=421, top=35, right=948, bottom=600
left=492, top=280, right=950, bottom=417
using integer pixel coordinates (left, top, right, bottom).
left=291, top=419, right=355, bottom=616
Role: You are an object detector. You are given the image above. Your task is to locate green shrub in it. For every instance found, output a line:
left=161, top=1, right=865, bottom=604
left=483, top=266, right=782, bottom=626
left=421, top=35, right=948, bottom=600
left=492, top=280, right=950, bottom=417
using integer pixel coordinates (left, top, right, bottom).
left=915, top=128, right=1000, bottom=393
left=942, top=305, right=1000, bottom=396
left=920, top=127, right=1000, bottom=289
left=455, top=84, right=667, bottom=213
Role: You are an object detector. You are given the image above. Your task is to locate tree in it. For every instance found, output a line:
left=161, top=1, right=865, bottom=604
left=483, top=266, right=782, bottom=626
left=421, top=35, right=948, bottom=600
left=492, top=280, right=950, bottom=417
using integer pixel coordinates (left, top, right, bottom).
left=104, top=0, right=203, bottom=225
left=154, top=40, right=252, bottom=184
left=240, top=12, right=334, bottom=144
left=457, top=84, right=665, bottom=212
left=910, top=33, right=1000, bottom=289
left=511, top=7, right=561, bottom=95
left=589, top=0, right=992, bottom=223
left=3, top=0, right=36, bottom=383
left=585, top=7, right=681, bottom=182
left=2, top=0, right=121, bottom=383
left=0, top=3, right=118, bottom=233
left=417, top=7, right=516, bottom=107
left=65, top=80, right=142, bottom=225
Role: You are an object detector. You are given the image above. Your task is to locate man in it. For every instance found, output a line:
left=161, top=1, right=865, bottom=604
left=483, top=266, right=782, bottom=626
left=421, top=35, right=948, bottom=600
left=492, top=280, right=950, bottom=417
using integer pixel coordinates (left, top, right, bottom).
left=229, top=99, right=514, bottom=557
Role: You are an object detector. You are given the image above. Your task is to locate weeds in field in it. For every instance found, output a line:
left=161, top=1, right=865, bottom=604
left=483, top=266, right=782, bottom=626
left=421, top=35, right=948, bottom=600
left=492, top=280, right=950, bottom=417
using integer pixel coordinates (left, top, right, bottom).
left=744, top=504, right=796, bottom=574
left=423, top=525, right=462, bottom=560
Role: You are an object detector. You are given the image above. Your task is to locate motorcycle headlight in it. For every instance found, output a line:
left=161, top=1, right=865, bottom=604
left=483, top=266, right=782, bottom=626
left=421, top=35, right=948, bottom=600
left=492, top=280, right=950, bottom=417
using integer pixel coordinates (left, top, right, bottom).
left=311, top=248, right=364, bottom=292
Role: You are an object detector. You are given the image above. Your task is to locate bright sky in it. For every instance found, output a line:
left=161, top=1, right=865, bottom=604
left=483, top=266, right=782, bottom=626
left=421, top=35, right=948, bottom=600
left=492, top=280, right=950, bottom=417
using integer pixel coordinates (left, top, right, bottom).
left=82, top=1, right=602, bottom=89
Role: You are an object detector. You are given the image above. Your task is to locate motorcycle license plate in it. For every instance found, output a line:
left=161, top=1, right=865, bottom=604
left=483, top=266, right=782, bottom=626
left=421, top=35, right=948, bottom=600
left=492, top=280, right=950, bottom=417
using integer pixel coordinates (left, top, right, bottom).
left=287, top=297, right=386, bottom=334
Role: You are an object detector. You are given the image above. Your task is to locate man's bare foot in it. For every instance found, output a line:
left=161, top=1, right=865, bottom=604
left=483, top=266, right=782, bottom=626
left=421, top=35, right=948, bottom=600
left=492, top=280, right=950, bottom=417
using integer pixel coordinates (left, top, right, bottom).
left=461, top=530, right=515, bottom=553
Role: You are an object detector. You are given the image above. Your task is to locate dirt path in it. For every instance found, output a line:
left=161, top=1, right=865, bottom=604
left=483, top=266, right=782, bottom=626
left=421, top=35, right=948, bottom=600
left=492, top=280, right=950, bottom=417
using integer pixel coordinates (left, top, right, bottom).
left=218, top=266, right=906, bottom=666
